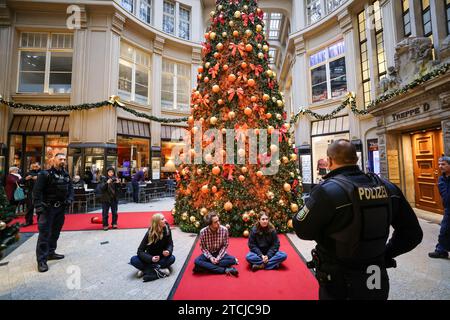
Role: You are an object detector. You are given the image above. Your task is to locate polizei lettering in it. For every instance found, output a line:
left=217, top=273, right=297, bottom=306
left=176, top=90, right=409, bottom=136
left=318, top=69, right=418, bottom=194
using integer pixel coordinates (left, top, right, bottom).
left=358, top=186, right=388, bottom=200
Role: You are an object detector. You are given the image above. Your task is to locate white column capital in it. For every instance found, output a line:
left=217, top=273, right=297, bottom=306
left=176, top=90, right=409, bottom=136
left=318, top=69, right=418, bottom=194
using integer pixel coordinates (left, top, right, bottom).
left=153, top=36, right=165, bottom=56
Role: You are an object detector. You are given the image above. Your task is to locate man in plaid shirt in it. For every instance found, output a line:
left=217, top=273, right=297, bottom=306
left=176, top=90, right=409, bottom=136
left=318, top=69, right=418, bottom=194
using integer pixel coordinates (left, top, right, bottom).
left=193, top=211, right=239, bottom=276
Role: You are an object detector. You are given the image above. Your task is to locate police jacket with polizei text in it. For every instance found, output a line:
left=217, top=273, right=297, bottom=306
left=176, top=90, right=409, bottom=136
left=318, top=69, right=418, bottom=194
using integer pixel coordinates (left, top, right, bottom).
left=438, top=174, right=450, bottom=212
left=33, top=167, right=74, bottom=209
left=293, top=165, right=423, bottom=265
left=137, top=222, right=174, bottom=264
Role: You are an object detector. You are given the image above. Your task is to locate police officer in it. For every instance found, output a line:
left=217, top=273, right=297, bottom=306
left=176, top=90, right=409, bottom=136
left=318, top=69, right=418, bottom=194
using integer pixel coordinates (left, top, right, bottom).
left=33, top=153, right=74, bottom=273
left=293, top=139, right=423, bottom=300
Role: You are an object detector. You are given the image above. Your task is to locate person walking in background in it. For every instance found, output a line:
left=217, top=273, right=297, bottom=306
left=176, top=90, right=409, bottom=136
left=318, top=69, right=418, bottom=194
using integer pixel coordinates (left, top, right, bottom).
left=99, top=167, right=121, bottom=231
left=193, top=211, right=239, bottom=277
left=22, top=162, right=41, bottom=226
left=5, top=167, right=25, bottom=214
left=72, top=175, right=85, bottom=189
left=130, top=213, right=175, bottom=282
left=429, top=156, right=450, bottom=259
left=131, top=167, right=147, bottom=203
left=246, top=212, right=287, bottom=271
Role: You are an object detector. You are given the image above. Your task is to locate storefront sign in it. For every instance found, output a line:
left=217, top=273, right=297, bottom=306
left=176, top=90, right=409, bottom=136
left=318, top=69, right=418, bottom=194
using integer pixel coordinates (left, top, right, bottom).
left=390, top=103, right=430, bottom=122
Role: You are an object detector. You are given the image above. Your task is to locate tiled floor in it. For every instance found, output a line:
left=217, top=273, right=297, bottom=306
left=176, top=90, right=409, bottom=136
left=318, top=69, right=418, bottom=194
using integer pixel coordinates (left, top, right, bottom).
left=1, top=198, right=449, bottom=300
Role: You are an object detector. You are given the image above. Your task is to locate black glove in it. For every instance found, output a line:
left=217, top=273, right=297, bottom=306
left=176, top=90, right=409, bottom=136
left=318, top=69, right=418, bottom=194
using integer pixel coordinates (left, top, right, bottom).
left=385, top=257, right=397, bottom=269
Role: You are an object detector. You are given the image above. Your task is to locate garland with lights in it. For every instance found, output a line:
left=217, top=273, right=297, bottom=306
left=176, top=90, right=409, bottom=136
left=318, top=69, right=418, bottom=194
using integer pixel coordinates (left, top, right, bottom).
left=0, top=95, right=189, bottom=124
left=290, top=62, right=450, bottom=124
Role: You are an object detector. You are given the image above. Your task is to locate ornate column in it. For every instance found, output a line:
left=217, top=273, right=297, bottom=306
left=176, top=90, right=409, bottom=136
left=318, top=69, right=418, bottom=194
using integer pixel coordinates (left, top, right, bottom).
left=151, top=36, right=165, bottom=148
left=440, top=92, right=450, bottom=156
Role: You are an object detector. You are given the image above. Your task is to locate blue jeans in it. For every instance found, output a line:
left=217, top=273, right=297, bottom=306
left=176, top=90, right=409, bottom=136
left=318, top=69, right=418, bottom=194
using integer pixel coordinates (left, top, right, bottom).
left=246, top=251, right=287, bottom=270
left=130, top=255, right=175, bottom=273
left=102, top=201, right=118, bottom=227
left=194, top=253, right=237, bottom=274
left=436, top=210, right=450, bottom=253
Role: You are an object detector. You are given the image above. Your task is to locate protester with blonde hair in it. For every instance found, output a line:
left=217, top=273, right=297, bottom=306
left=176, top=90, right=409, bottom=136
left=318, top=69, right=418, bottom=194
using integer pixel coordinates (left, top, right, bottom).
left=130, top=213, right=175, bottom=282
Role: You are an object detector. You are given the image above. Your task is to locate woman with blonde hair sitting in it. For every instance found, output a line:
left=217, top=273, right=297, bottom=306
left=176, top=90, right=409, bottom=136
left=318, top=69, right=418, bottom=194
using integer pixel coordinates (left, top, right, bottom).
left=130, top=213, right=175, bottom=282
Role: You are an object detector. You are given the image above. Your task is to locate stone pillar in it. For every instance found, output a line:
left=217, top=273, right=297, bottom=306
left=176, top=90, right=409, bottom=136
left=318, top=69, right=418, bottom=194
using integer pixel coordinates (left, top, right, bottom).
left=0, top=1, right=12, bottom=146
left=69, top=10, right=123, bottom=145
left=153, top=0, right=164, bottom=32
left=292, top=35, right=310, bottom=146
left=191, top=47, right=202, bottom=90
left=376, top=120, right=389, bottom=180
left=380, top=0, right=398, bottom=68
left=151, top=36, right=164, bottom=148
left=430, top=0, right=447, bottom=55
left=338, top=9, right=360, bottom=141
left=291, top=0, right=305, bottom=31
left=409, top=0, right=423, bottom=37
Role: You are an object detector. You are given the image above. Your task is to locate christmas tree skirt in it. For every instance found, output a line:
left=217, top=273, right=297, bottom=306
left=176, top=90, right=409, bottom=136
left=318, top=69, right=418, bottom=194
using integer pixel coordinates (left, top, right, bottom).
left=12, top=211, right=174, bottom=233
left=170, top=235, right=318, bottom=300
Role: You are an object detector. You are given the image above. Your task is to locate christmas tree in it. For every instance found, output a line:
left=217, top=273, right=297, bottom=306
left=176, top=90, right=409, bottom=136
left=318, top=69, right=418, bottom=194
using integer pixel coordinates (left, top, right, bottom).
left=173, top=0, right=303, bottom=237
left=0, top=186, right=20, bottom=259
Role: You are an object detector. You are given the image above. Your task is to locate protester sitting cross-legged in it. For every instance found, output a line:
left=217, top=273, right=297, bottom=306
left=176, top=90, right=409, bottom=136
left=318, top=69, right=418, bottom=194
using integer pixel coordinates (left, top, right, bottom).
left=193, top=211, right=239, bottom=277
left=246, top=211, right=287, bottom=271
left=130, top=213, right=175, bottom=282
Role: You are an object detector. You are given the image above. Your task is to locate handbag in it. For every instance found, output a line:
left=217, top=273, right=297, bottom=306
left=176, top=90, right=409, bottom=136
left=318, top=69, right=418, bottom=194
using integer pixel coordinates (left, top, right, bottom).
left=14, top=182, right=26, bottom=201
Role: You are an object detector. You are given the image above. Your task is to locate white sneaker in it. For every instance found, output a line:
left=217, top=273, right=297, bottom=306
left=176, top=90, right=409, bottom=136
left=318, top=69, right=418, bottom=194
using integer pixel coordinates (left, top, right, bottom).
left=136, top=270, right=144, bottom=278
left=159, top=268, right=170, bottom=276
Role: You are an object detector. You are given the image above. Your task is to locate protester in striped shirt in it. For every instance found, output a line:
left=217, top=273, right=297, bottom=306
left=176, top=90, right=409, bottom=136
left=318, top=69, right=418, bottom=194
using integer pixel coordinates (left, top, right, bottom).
left=193, top=211, right=239, bottom=276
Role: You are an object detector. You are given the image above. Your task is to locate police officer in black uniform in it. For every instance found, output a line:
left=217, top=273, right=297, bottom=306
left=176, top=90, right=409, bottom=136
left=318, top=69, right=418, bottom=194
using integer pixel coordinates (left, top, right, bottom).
left=293, top=139, right=423, bottom=300
left=21, top=162, right=41, bottom=227
left=33, top=153, right=74, bottom=272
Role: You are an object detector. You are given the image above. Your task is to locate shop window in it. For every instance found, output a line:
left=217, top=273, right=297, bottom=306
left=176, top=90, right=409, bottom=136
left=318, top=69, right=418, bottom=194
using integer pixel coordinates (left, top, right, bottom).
left=309, top=41, right=347, bottom=103
left=121, top=0, right=134, bottom=13
left=117, top=136, right=150, bottom=180
left=373, top=1, right=387, bottom=81
left=326, top=0, right=346, bottom=14
left=18, top=32, right=73, bottom=93
left=119, top=42, right=151, bottom=105
left=161, top=140, right=185, bottom=174
left=9, top=135, right=23, bottom=169
left=367, top=139, right=380, bottom=175
left=45, top=135, right=68, bottom=169
left=161, top=59, right=190, bottom=112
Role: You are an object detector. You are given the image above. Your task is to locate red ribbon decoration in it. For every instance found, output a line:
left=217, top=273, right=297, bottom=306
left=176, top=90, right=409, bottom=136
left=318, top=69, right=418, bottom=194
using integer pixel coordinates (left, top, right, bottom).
left=227, top=87, right=244, bottom=101
left=255, top=34, right=263, bottom=42
left=250, top=64, right=264, bottom=76
left=229, top=43, right=245, bottom=57
left=279, top=125, right=288, bottom=143
left=222, top=164, right=235, bottom=180
left=208, top=63, right=220, bottom=79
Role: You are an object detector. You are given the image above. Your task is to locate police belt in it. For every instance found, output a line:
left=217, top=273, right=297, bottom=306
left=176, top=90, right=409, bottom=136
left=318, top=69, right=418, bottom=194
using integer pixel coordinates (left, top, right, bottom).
left=43, top=201, right=65, bottom=208
left=307, top=248, right=393, bottom=272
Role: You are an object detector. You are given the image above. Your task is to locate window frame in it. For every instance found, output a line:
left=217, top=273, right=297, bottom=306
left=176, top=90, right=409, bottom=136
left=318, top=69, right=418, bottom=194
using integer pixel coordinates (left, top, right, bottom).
left=118, top=42, right=151, bottom=106
left=309, top=41, right=347, bottom=104
left=17, top=32, right=73, bottom=94
left=421, top=0, right=432, bottom=37
left=163, top=0, right=176, bottom=35
left=358, top=9, right=372, bottom=108
left=402, top=0, right=411, bottom=37
left=178, top=5, right=191, bottom=40
left=373, top=1, right=386, bottom=81
left=138, top=0, right=152, bottom=25
left=161, top=59, right=191, bottom=113
left=306, top=0, right=322, bottom=25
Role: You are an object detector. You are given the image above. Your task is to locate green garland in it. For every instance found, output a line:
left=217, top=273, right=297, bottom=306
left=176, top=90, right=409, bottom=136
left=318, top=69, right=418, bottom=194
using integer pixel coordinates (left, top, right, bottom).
left=0, top=96, right=188, bottom=124
left=290, top=62, right=450, bottom=123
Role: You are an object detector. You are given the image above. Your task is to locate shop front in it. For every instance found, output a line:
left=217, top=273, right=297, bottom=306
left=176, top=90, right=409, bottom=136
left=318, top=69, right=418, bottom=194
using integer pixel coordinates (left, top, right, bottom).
left=160, top=125, right=186, bottom=180
left=371, top=74, right=450, bottom=215
left=8, top=115, right=69, bottom=174
left=116, top=118, right=151, bottom=181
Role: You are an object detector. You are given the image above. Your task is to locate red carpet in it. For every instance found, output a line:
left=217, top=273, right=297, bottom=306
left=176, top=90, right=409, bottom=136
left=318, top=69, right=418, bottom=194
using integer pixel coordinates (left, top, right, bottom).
left=12, top=211, right=174, bottom=233
left=171, top=235, right=319, bottom=300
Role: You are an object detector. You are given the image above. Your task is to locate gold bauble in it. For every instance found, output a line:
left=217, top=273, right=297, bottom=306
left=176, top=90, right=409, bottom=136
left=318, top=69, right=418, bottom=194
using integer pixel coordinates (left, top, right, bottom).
left=228, top=111, right=236, bottom=119
left=190, top=216, right=196, bottom=223
left=290, top=172, right=295, bottom=177
left=277, top=100, right=284, bottom=107
left=282, top=156, right=289, bottom=164
left=234, top=11, right=241, bottom=18
left=276, top=113, right=282, bottom=120
left=290, top=154, right=298, bottom=161
left=258, top=52, right=264, bottom=59
left=209, top=32, right=216, bottom=40
left=241, top=166, right=248, bottom=174
left=245, top=29, right=253, bottom=37
left=263, top=44, right=269, bottom=52
left=218, top=5, right=223, bottom=10
left=229, top=21, right=235, bottom=27
left=216, top=43, right=224, bottom=51
left=0, top=221, right=6, bottom=230
left=287, top=219, right=293, bottom=229
left=210, top=11, right=215, bottom=17
left=225, top=224, right=231, bottom=229
left=242, top=213, right=250, bottom=222
left=210, top=116, right=218, bottom=125
left=283, top=183, right=291, bottom=192
left=272, top=97, right=277, bottom=103
left=256, top=24, right=263, bottom=32
left=243, top=230, right=250, bottom=238
left=195, top=221, right=201, bottom=228
left=290, top=203, right=299, bottom=212
left=267, top=191, right=274, bottom=199
left=278, top=199, right=285, bottom=206
left=201, top=185, right=209, bottom=193
left=200, top=207, right=208, bottom=216
left=224, top=201, right=233, bottom=211
left=197, top=168, right=203, bottom=175
left=181, top=212, right=188, bottom=220
left=205, top=62, right=211, bottom=68
left=243, top=5, right=248, bottom=10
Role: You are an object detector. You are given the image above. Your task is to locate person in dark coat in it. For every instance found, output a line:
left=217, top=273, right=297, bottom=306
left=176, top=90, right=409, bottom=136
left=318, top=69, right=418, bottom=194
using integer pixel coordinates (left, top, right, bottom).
left=99, top=167, right=121, bottom=231
left=22, top=162, right=41, bottom=226
left=131, top=167, right=147, bottom=202
left=429, top=156, right=450, bottom=259
left=5, top=167, right=22, bottom=208
left=246, top=211, right=287, bottom=271
left=130, top=213, right=175, bottom=282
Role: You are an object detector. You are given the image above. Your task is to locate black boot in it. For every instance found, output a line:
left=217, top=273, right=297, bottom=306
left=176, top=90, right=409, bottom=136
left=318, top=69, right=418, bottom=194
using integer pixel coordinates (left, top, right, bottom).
left=428, top=251, right=449, bottom=259
left=48, top=253, right=65, bottom=260
left=37, top=261, right=48, bottom=273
